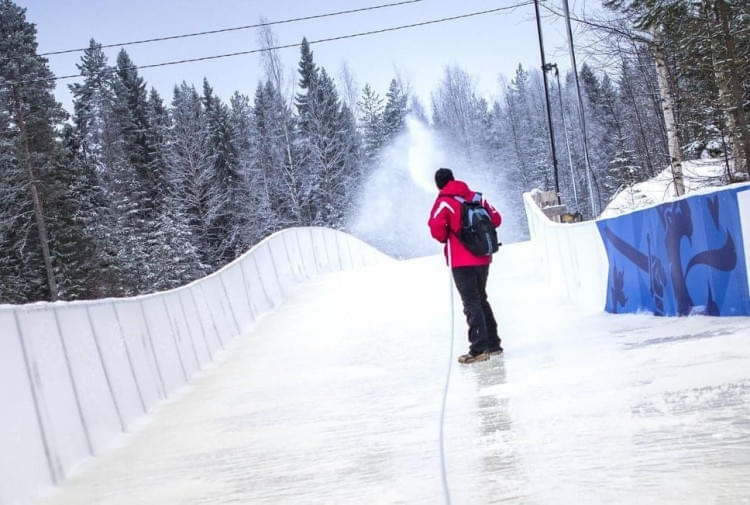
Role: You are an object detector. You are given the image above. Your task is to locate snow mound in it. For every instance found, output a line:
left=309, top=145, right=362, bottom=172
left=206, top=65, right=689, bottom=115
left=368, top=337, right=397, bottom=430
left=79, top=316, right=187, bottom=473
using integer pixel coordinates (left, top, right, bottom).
left=600, top=159, right=731, bottom=218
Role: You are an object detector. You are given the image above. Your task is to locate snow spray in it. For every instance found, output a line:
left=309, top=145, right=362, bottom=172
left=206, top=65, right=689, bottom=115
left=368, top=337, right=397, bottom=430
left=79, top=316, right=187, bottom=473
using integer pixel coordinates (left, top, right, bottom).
left=349, top=116, right=522, bottom=258
left=348, top=116, right=440, bottom=258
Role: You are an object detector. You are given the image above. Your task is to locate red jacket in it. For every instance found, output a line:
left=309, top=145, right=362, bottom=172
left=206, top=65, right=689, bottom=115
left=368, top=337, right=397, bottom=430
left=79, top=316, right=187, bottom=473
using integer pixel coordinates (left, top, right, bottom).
left=428, top=180, right=502, bottom=267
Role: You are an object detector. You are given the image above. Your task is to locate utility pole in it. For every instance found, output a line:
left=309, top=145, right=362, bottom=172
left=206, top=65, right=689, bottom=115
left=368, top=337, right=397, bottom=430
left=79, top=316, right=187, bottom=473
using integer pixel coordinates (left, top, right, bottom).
left=533, top=0, right=561, bottom=203
left=560, top=0, right=597, bottom=215
left=545, top=62, right=579, bottom=208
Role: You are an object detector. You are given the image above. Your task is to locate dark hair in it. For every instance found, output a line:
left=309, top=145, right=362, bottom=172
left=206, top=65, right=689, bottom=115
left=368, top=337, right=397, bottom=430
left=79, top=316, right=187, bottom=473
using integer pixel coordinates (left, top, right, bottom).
left=434, top=168, right=454, bottom=189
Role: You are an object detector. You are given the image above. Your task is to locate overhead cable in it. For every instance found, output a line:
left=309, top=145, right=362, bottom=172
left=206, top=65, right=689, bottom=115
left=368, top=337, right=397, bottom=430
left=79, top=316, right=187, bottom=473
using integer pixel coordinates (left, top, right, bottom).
left=17, top=2, right=534, bottom=86
left=40, top=0, right=426, bottom=56
left=539, top=3, right=648, bottom=43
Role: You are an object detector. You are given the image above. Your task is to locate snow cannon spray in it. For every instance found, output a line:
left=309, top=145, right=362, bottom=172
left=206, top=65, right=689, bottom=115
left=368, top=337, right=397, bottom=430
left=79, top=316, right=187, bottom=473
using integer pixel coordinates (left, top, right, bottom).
left=349, top=116, right=447, bottom=259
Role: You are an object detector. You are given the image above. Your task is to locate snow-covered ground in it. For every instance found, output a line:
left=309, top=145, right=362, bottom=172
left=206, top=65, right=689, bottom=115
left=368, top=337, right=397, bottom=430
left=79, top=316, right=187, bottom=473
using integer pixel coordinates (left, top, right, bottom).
left=601, top=159, right=736, bottom=218
left=32, top=242, right=750, bottom=505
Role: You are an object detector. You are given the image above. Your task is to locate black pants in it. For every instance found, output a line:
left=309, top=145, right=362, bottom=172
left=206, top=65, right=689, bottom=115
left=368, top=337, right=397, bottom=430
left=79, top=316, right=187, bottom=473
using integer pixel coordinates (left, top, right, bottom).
left=452, top=265, right=501, bottom=355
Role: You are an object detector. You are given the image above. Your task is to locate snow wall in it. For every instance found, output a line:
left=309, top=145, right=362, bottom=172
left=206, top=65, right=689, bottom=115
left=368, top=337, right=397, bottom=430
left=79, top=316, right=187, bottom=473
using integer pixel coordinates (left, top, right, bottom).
left=524, top=184, right=750, bottom=316
left=0, top=227, right=390, bottom=505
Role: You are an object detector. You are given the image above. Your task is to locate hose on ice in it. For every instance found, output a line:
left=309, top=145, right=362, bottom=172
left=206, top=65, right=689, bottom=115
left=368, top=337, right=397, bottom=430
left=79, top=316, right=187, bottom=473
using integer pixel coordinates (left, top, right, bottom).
left=438, top=244, right=454, bottom=505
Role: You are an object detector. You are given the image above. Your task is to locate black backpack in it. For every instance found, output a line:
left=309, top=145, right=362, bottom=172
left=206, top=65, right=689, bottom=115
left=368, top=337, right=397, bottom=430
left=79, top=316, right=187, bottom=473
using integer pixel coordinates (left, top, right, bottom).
left=453, top=193, right=499, bottom=256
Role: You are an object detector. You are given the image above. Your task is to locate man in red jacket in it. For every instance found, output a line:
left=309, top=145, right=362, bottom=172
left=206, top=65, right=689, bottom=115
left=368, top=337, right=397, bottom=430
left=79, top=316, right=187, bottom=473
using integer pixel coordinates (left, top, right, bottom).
left=428, top=168, right=503, bottom=364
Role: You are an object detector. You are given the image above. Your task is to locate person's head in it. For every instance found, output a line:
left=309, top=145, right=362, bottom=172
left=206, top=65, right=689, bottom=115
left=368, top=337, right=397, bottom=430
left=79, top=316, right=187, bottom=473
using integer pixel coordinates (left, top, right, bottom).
left=434, top=168, right=454, bottom=190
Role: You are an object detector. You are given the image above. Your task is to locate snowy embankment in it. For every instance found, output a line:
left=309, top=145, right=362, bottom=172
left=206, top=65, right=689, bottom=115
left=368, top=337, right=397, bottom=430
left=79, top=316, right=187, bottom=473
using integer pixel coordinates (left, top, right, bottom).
left=0, top=228, right=390, bottom=505
left=525, top=162, right=750, bottom=316
left=601, top=159, right=733, bottom=218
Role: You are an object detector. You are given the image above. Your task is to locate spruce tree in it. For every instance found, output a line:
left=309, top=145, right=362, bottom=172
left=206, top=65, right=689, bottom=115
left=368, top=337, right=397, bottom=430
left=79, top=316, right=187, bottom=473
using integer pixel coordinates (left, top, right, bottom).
left=383, top=78, right=408, bottom=142
left=295, top=38, right=318, bottom=125
left=167, top=82, right=213, bottom=267
left=67, top=40, right=133, bottom=295
left=145, top=86, right=205, bottom=290
left=357, top=83, right=386, bottom=166
left=0, top=0, right=67, bottom=302
left=249, top=83, right=277, bottom=239
left=202, top=81, right=248, bottom=265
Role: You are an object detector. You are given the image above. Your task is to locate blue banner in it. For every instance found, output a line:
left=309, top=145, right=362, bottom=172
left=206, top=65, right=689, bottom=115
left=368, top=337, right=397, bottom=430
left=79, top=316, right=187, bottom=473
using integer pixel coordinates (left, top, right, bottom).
left=597, top=187, right=750, bottom=316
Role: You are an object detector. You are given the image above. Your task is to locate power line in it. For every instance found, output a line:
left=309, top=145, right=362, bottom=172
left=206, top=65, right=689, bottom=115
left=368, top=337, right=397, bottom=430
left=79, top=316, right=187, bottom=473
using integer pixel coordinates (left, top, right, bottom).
left=539, top=2, right=648, bottom=44
left=40, top=0, right=426, bottom=56
left=15, top=2, right=534, bottom=87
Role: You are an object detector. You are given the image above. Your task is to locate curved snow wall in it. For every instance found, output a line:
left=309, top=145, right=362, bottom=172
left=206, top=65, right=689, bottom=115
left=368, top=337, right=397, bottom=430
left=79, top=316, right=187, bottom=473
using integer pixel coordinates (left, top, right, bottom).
left=524, top=184, right=750, bottom=315
left=0, top=227, right=390, bottom=505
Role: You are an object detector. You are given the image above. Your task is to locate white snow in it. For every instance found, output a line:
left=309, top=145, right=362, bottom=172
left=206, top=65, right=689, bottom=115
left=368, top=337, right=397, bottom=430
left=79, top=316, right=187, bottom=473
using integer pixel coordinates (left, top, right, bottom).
left=601, top=159, right=733, bottom=218
left=29, top=242, right=750, bottom=505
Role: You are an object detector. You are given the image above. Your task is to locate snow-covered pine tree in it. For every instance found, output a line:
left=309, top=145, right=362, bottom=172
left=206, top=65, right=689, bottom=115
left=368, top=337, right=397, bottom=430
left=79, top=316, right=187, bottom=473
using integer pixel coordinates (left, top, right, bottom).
left=502, top=71, right=531, bottom=192
left=67, top=40, right=141, bottom=295
left=115, top=51, right=156, bottom=199
left=203, top=81, right=248, bottom=266
left=487, top=94, right=531, bottom=231
left=253, top=80, right=303, bottom=236
left=250, top=82, right=280, bottom=240
left=146, top=87, right=206, bottom=289
left=382, top=78, right=408, bottom=143
left=0, top=0, right=67, bottom=302
left=581, top=68, right=635, bottom=202
left=294, top=38, right=318, bottom=224
left=335, top=102, right=363, bottom=226
left=311, top=68, right=353, bottom=227
left=0, top=85, right=44, bottom=302
left=146, top=88, right=171, bottom=201
left=50, top=122, right=110, bottom=300
left=609, top=132, right=642, bottom=193
left=111, top=50, right=180, bottom=293
left=357, top=83, right=386, bottom=167
left=229, top=90, right=262, bottom=246
left=504, top=64, right=552, bottom=192
left=166, top=82, right=213, bottom=268
left=295, top=40, right=361, bottom=227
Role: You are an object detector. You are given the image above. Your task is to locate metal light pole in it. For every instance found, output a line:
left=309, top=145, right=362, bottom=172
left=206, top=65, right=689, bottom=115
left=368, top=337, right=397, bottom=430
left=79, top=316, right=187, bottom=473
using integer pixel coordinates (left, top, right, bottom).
left=560, top=0, right=597, bottom=216
left=533, top=0, right=561, bottom=203
left=545, top=62, right=579, bottom=208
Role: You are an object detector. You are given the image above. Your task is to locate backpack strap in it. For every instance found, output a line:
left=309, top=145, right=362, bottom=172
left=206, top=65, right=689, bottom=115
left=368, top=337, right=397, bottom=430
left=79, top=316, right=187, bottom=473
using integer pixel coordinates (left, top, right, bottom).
left=454, top=193, right=481, bottom=205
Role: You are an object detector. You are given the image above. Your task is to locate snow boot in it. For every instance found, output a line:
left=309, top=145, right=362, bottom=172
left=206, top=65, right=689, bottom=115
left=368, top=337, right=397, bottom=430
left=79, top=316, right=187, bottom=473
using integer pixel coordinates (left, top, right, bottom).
left=457, top=352, right=489, bottom=364
left=488, top=347, right=504, bottom=356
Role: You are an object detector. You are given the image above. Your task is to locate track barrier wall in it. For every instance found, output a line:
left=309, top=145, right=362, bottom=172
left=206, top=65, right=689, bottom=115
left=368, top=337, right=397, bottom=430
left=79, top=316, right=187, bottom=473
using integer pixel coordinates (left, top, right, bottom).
left=0, top=228, right=390, bottom=505
left=524, top=184, right=750, bottom=315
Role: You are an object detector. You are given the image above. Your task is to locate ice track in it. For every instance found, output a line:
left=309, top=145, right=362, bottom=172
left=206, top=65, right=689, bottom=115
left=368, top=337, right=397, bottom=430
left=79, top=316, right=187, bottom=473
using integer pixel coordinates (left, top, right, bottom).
left=33, top=242, right=750, bottom=505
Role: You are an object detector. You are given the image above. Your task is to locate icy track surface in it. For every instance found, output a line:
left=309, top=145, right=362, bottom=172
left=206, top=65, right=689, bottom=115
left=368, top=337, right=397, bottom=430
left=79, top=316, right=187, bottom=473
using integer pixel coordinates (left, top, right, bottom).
left=35, top=242, right=750, bottom=505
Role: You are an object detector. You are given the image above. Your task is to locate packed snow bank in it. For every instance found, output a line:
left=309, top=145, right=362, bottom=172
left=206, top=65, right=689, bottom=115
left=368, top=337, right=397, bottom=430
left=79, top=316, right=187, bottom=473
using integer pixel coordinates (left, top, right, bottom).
left=0, top=228, right=390, bottom=505
left=601, top=159, right=730, bottom=218
left=525, top=182, right=750, bottom=316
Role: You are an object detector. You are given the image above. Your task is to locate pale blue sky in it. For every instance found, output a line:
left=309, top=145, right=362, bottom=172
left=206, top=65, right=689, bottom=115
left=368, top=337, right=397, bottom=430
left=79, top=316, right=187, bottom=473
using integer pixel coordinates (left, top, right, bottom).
left=17, top=0, right=592, bottom=114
